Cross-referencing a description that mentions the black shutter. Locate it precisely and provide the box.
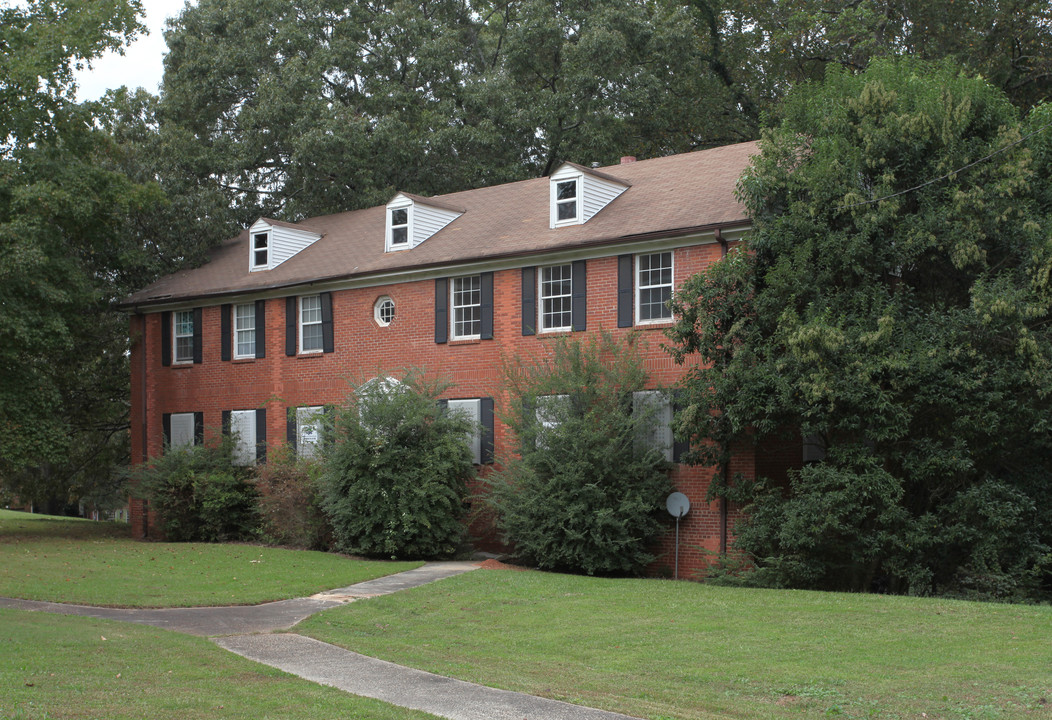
[617,254,633,328]
[256,408,267,463]
[221,410,231,437]
[320,292,334,353]
[571,260,586,331]
[672,390,689,463]
[480,397,495,464]
[255,299,266,358]
[192,308,203,364]
[162,413,171,451]
[480,272,494,340]
[161,311,171,366]
[221,304,232,361]
[285,297,297,356]
[435,278,448,344]
[521,266,536,336]
[194,412,204,446]
[437,398,449,412]
[287,408,297,453]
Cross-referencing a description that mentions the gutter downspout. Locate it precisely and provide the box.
[716,229,729,557]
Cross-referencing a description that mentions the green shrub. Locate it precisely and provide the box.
[317,371,475,559]
[130,438,259,543]
[254,446,332,551]
[488,332,673,576]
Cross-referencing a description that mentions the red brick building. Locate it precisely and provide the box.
[123,141,795,576]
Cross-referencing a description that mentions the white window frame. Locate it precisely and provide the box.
[447,398,482,464]
[632,390,674,462]
[636,251,674,324]
[234,303,256,359]
[230,409,257,466]
[173,310,194,364]
[374,296,395,327]
[451,275,482,340]
[169,412,196,451]
[296,406,324,460]
[386,201,413,251]
[299,295,323,353]
[550,176,581,227]
[251,231,269,270]
[539,264,573,333]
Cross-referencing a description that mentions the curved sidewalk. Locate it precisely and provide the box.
[0,562,475,636]
[2,561,643,720]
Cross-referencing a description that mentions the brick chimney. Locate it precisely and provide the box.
[620,156,637,164]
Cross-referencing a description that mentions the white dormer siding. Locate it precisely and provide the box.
[385,193,463,252]
[549,163,629,229]
[248,218,322,271]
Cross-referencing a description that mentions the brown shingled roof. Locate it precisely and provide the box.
[123,141,757,307]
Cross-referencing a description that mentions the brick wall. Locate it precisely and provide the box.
[129,240,792,575]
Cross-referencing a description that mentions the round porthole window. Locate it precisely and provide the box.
[374,296,395,326]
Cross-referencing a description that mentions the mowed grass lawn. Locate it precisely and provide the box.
[3,509,1050,720]
[298,569,1052,720]
[0,509,421,606]
[2,609,441,720]
[1,510,439,720]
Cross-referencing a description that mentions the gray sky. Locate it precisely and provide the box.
[73,0,194,101]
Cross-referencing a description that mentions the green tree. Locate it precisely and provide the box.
[317,372,475,559]
[0,3,233,511]
[722,0,1052,111]
[667,59,1052,600]
[156,0,759,222]
[0,0,143,149]
[488,332,673,576]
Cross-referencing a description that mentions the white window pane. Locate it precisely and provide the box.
[252,232,269,267]
[451,275,481,339]
[234,303,255,357]
[447,399,481,464]
[174,310,194,362]
[632,391,673,462]
[540,265,573,331]
[231,410,256,465]
[300,296,323,352]
[296,406,324,459]
[637,252,673,322]
[170,413,195,450]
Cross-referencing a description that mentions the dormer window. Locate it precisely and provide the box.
[551,177,582,227]
[549,162,630,229]
[247,218,321,271]
[555,179,579,222]
[385,193,463,252]
[251,232,269,269]
[390,208,410,246]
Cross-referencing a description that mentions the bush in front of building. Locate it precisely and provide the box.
[317,371,476,559]
[130,437,260,542]
[488,331,673,576]
[254,446,333,551]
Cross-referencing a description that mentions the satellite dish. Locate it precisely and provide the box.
[666,492,690,518]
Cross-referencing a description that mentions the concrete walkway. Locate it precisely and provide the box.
[0,561,474,636]
[2,561,643,720]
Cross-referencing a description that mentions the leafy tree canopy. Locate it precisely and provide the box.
[0,0,144,150]
[157,0,759,221]
[722,0,1052,111]
[0,2,233,510]
[667,59,1052,600]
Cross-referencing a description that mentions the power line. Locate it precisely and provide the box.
[837,118,1052,211]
